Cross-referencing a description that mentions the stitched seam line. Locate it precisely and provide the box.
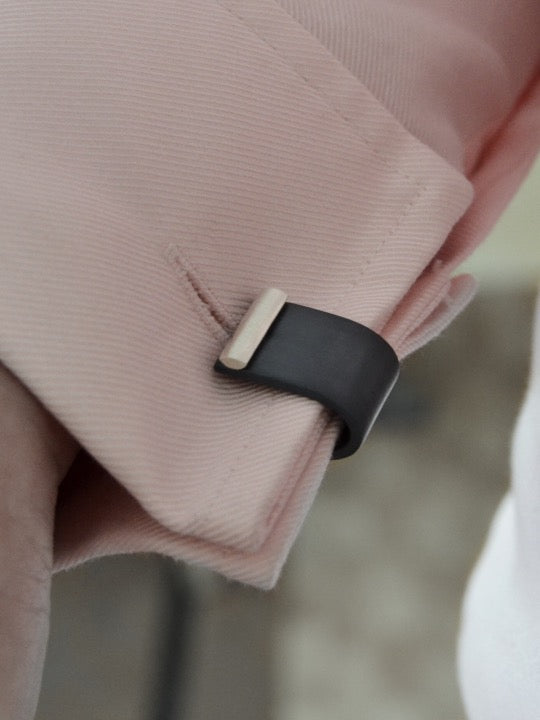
[264,409,334,534]
[185,389,278,532]
[214,0,431,191]
[321,181,430,322]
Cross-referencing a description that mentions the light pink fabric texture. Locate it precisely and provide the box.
[0,0,538,593]
[1,2,540,718]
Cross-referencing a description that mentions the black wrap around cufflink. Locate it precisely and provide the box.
[213,288,400,459]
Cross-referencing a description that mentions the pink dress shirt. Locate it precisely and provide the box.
[0,1,539,717]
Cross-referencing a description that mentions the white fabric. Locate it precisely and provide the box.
[459,295,540,719]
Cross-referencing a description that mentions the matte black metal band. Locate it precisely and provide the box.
[214,302,400,459]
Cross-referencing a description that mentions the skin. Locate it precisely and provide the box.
[0,360,80,720]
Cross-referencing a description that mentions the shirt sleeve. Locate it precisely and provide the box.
[0,0,538,589]
[458,297,540,719]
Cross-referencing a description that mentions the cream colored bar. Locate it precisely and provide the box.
[219,287,288,370]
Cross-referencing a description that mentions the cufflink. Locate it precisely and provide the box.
[214,288,399,459]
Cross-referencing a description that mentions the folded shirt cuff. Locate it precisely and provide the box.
[0,0,535,588]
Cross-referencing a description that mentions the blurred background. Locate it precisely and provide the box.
[36,157,539,720]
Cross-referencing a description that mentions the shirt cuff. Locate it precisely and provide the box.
[0,0,533,588]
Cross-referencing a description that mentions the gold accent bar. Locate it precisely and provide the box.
[218,287,287,370]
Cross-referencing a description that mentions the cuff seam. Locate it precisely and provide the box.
[214,0,455,193]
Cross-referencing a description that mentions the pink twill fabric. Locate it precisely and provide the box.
[1,2,540,717]
[0,0,538,595]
